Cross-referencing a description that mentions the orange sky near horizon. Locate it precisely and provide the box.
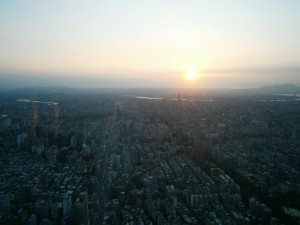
[0,1,300,88]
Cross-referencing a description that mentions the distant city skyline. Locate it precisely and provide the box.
[1,1,300,89]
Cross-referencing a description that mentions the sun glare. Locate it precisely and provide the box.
[186,70,198,80]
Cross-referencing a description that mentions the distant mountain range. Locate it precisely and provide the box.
[252,83,300,95]
[2,84,300,96]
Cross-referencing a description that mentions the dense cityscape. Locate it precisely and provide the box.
[0,88,299,225]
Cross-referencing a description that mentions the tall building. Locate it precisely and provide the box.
[63,194,72,217]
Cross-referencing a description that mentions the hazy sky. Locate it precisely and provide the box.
[0,0,300,88]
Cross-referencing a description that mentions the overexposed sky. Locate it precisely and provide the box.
[0,0,300,88]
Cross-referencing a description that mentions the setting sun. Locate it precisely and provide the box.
[186,70,199,80]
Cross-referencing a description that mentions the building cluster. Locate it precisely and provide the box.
[0,92,299,225]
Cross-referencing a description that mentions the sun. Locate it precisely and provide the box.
[186,70,198,80]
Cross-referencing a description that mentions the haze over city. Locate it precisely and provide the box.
[0,0,300,89]
[1,2,300,225]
